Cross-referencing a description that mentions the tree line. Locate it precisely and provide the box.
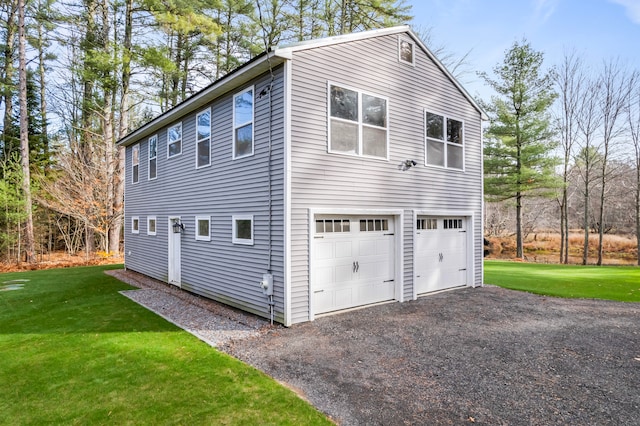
[0,0,411,263]
[482,41,639,265]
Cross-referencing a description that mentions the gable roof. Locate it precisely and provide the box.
[118,25,486,147]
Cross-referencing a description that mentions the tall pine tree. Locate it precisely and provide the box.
[480,40,560,259]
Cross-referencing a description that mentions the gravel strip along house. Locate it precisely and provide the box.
[117,25,487,326]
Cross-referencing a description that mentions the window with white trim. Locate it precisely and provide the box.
[328,83,388,159]
[232,215,253,245]
[196,109,211,168]
[233,87,253,159]
[360,219,389,232]
[425,112,464,169]
[417,218,438,230]
[148,135,157,179]
[167,122,182,158]
[195,216,211,241]
[132,144,139,183]
[131,216,139,234]
[444,219,463,229]
[398,37,415,66]
[315,219,350,233]
[147,216,157,236]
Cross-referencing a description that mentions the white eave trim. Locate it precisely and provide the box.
[117,52,286,147]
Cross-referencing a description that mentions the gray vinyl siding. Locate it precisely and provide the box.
[288,34,484,323]
[124,66,286,322]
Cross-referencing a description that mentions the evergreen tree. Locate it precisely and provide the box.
[480,40,560,258]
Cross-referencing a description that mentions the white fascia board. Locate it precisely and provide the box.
[273,25,411,57]
[118,53,285,147]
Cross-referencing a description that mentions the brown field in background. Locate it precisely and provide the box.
[0,252,124,273]
[486,232,638,265]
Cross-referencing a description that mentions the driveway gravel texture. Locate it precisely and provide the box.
[221,287,640,425]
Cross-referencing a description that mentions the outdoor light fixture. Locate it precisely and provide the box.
[399,159,418,171]
[172,219,185,234]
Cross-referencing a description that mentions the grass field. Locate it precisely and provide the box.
[484,260,640,302]
[0,265,331,425]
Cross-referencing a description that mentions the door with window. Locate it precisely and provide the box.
[312,216,396,315]
[415,216,467,294]
[168,216,181,287]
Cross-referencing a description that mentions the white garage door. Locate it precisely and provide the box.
[415,216,468,294]
[312,216,396,315]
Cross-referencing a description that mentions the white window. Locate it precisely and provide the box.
[417,218,438,230]
[167,122,182,158]
[147,216,156,236]
[328,83,388,160]
[148,135,157,180]
[196,109,211,168]
[131,216,139,234]
[232,215,253,245]
[195,216,211,241]
[360,219,389,232]
[444,219,463,229]
[132,144,139,184]
[315,219,351,234]
[398,37,415,66]
[425,112,464,170]
[233,87,253,159]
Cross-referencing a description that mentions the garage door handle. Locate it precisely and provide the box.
[439,253,443,262]
[355,261,360,272]
[353,261,357,273]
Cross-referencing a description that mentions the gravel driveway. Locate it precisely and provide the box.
[221,287,640,425]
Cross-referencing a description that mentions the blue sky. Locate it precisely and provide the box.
[406,0,640,100]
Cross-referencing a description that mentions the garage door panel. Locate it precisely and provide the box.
[415,216,468,295]
[313,216,396,315]
[335,240,353,258]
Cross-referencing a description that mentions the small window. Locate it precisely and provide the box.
[167,123,182,158]
[148,135,157,180]
[132,144,139,184]
[131,216,139,234]
[328,83,388,160]
[233,87,253,159]
[147,216,157,236]
[232,215,253,245]
[443,219,463,229]
[398,38,414,65]
[196,109,211,168]
[426,112,464,170]
[417,218,438,230]
[195,216,211,241]
[315,219,351,233]
[359,219,389,232]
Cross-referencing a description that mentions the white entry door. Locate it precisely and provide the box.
[168,216,181,287]
[415,217,467,294]
[312,216,396,315]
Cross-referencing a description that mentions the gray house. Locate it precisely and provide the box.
[118,26,486,326]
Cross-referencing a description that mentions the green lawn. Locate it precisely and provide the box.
[484,260,640,302]
[0,265,331,425]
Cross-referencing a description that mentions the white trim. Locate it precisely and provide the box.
[148,135,158,180]
[147,216,157,236]
[398,36,415,66]
[232,86,255,160]
[167,122,182,158]
[412,210,475,300]
[195,215,211,241]
[308,208,403,322]
[168,216,182,287]
[283,60,293,327]
[131,144,140,184]
[195,108,212,169]
[424,110,466,171]
[327,81,389,161]
[232,214,254,245]
[131,216,139,234]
